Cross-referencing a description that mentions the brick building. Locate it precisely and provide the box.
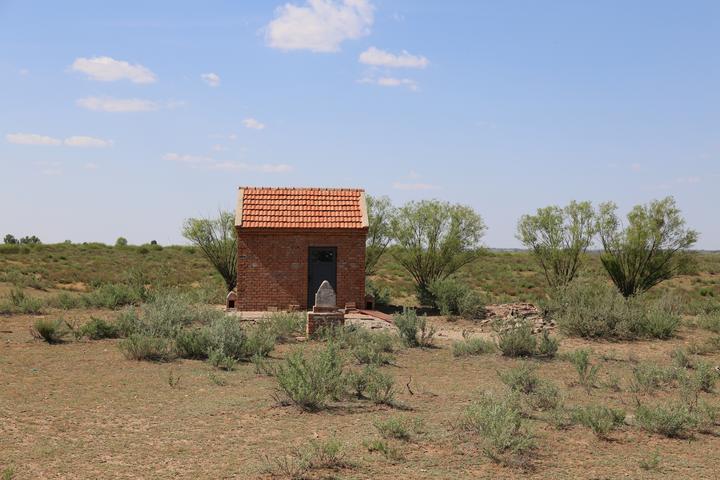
[234,187,368,311]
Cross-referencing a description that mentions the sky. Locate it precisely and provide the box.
[1,0,718,248]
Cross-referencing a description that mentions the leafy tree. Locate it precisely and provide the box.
[182,210,237,292]
[19,235,41,244]
[115,237,128,247]
[4,234,17,244]
[516,201,596,288]
[392,200,486,304]
[597,197,698,297]
[365,195,395,275]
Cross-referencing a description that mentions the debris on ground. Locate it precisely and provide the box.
[481,302,555,333]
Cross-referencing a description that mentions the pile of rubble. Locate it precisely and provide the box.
[480,302,555,333]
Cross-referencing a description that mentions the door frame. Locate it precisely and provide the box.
[307,246,338,308]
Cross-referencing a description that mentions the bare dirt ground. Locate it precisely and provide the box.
[2,307,720,479]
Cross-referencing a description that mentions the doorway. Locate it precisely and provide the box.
[308,246,337,308]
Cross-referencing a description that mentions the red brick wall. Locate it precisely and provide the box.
[235,229,366,311]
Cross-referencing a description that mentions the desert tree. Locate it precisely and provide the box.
[19,235,41,244]
[516,201,596,288]
[392,200,486,304]
[182,210,237,292]
[115,237,128,247]
[3,234,17,245]
[365,195,396,275]
[597,197,698,297]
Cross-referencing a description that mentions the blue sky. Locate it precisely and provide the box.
[1,1,718,248]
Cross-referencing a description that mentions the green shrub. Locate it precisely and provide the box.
[452,335,496,357]
[429,277,485,319]
[374,416,411,440]
[697,311,720,333]
[51,292,82,310]
[366,278,391,306]
[536,330,559,358]
[119,334,175,362]
[551,281,679,340]
[457,393,535,468]
[175,328,213,359]
[364,366,396,405]
[670,348,693,369]
[351,330,396,365]
[635,403,696,438]
[566,349,600,393]
[496,321,536,357]
[208,349,237,371]
[243,322,277,358]
[629,363,677,393]
[30,318,68,343]
[572,405,625,439]
[206,316,247,360]
[263,311,306,342]
[83,283,145,309]
[77,317,120,340]
[364,438,404,461]
[524,380,562,411]
[0,288,43,314]
[394,309,435,348]
[275,342,345,411]
[694,361,718,393]
[498,363,540,394]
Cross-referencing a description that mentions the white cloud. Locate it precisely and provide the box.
[212,144,228,152]
[266,0,374,52]
[71,56,157,83]
[211,161,293,173]
[84,162,99,170]
[163,152,213,164]
[6,133,62,146]
[201,72,221,87]
[392,182,439,191]
[359,47,429,68]
[76,97,160,112]
[360,76,419,91]
[630,163,642,172]
[164,153,291,173]
[7,132,113,148]
[18,68,29,76]
[64,136,113,148]
[676,176,701,184]
[243,118,266,130]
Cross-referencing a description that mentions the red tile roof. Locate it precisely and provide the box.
[236,187,368,229]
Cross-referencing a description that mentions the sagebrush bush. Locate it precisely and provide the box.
[635,403,696,438]
[30,318,68,343]
[175,328,212,359]
[351,330,396,365]
[50,292,82,310]
[697,311,720,333]
[572,405,625,439]
[1,288,43,314]
[536,330,559,358]
[275,342,345,411]
[83,283,146,309]
[630,363,677,393]
[77,317,120,340]
[429,277,485,319]
[364,366,396,405]
[374,416,411,440]
[566,349,600,393]
[496,321,536,357]
[206,316,248,360]
[394,309,435,348]
[452,335,496,357]
[119,334,175,362]
[551,281,680,340]
[263,311,306,342]
[498,363,540,394]
[457,393,535,468]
